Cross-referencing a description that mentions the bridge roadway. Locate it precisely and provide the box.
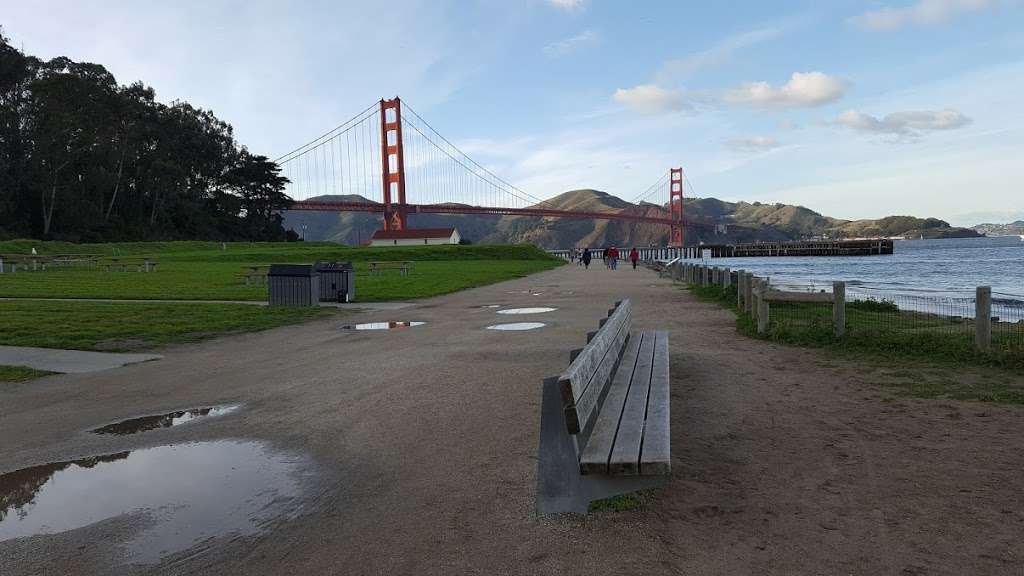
[289,199,713,228]
[2,265,1021,574]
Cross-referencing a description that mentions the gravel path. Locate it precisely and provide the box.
[2,263,1022,575]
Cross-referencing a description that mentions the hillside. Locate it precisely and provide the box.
[282,189,981,248]
[973,221,1024,236]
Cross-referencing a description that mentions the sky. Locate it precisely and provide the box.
[3,0,1023,225]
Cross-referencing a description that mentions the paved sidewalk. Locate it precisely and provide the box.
[0,345,162,374]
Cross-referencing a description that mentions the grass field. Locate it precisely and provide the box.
[0,365,55,383]
[0,241,563,301]
[0,241,561,354]
[0,300,337,351]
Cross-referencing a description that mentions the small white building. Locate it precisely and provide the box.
[369,227,461,246]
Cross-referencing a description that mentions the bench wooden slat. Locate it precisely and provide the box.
[558,300,629,405]
[608,331,656,475]
[559,302,631,434]
[639,331,671,475]
[566,313,629,435]
[578,333,642,475]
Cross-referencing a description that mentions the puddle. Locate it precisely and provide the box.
[0,441,304,563]
[341,321,425,330]
[486,322,547,331]
[477,304,502,309]
[496,307,557,315]
[91,405,239,436]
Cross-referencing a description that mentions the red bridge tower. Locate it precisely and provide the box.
[669,167,684,247]
[380,97,408,231]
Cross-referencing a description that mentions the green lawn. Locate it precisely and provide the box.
[0,241,563,301]
[0,300,337,351]
[0,241,563,353]
[0,365,55,383]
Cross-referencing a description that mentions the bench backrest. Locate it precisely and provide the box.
[557,299,631,435]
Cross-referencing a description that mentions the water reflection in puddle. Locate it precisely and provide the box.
[486,322,547,331]
[342,321,425,330]
[0,441,304,563]
[496,307,557,315]
[92,405,239,436]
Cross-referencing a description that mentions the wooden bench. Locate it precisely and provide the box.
[536,299,672,514]
[368,261,414,276]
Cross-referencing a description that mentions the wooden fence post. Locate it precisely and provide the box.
[743,273,753,313]
[736,269,744,308]
[723,267,731,288]
[833,281,846,338]
[976,286,991,352]
[756,280,769,334]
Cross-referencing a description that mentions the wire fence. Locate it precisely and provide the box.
[674,263,1024,366]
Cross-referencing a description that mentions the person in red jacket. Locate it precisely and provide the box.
[629,247,639,269]
[608,246,619,270]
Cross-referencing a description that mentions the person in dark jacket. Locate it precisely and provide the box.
[629,247,639,269]
[581,248,592,269]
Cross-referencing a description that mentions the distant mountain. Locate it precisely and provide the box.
[972,220,1024,236]
[282,190,981,248]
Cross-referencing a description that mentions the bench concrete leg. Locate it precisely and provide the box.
[536,377,668,514]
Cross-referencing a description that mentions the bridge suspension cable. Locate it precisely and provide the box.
[278,96,712,243]
[629,170,671,206]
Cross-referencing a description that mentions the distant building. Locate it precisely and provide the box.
[369,227,461,246]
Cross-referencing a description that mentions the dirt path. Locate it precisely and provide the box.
[2,263,1022,575]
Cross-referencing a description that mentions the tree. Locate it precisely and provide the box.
[0,30,295,241]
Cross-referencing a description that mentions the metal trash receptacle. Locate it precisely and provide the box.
[314,261,354,302]
[268,264,319,306]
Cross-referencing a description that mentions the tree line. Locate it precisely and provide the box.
[0,29,295,242]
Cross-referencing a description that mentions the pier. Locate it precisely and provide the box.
[701,239,893,258]
[548,239,894,261]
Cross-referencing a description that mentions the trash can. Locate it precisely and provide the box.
[267,264,319,306]
[314,261,355,302]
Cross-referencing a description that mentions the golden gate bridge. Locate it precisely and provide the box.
[276,97,706,246]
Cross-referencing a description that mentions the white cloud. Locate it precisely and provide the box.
[835,109,972,136]
[543,29,599,57]
[611,84,690,114]
[656,27,783,82]
[546,0,585,11]
[849,0,994,30]
[724,72,847,108]
[726,136,782,152]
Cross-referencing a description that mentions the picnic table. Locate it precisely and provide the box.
[101,257,158,272]
[367,261,414,277]
[0,253,155,273]
[238,265,270,285]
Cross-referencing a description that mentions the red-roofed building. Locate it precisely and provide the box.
[369,227,461,246]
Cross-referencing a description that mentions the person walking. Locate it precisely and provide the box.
[629,247,639,270]
[608,245,619,270]
[581,248,592,269]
